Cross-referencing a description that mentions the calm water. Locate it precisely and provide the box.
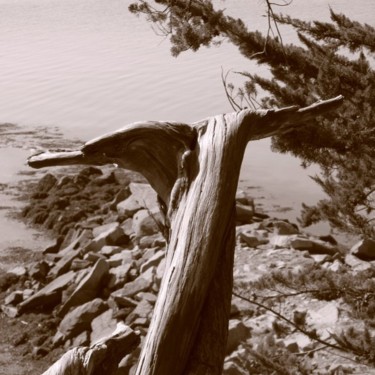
[0,0,374,247]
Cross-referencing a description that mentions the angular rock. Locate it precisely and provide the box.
[111,294,138,308]
[140,251,165,274]
[19,270,75,313]
[28,261,50,281]
[100,245,123,257]
[72,330,90,347]
[272,221,299,235]
[290,238,314,251]
[350,238,375,261]
[49,249,81,279]
[270,235,297,249]
[90,309,117,344]
[70,258,92,271]
[156,258,166,285]
[84,252,106,262]
[58,259,109,317]
[107,249,133,268]
[139,235,162,250]
[226,319,251,354]
[108,263,133,289]
[8,266,27,277]
[308,302,339,329]
[58,298,107,339]
[132,209,162,238]
[345,253,373,272]
[136,292,157,305]
[110,187,131,211]
[4,291,23,306]
[235,202,254,223]
[1,305,19,318]
[128,182,158,210]
[86,225,129,253]
[117,195,142,218]
[238,231,268,248]
[112,277,152,299]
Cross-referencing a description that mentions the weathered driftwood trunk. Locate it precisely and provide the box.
[41,323,140,375]
[29,96,343,375]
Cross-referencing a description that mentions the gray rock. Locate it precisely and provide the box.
[58,259,109,317]
[131,300,153,319]
[226,319,251,354]
[223,360,246,375]
[238,231,268,248]
[156,258,166,285]
[93,222,118,238]
[350,238,375,260]
[308,302,339,329]
[1,305,19,318]
[235,202,254,223]
[270,234,297,249]
[70,259,92,271]
[28,261,50,281]
[117,195,142,218]
[136,292,157,305]
[90,309,117,344]
[87,224,129,252]
[58,298,107,338]
[345,253,373,271]
[72,330,90,347]
[140,250,165,274]
[128,182,158,210]
[19,270,76,313]
[4,291,23,306]
[139,266,155,285]
[132,209,162,238]
[108,263,133,289]
[272,221,299,235]
[112,277,152,298]
[100,245,123,257]
[7,266,27,277]
[235,190,254,206]
[49,249,81,279]
[290,237,314,251]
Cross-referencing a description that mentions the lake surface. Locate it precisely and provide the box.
[0,0,374,250]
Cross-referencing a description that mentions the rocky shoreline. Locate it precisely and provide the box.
[1,165,375,374]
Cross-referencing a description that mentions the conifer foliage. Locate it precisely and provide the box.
[129,1,375,238]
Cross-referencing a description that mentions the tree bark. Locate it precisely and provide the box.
[28,95,343,375]
[41,323,140,375]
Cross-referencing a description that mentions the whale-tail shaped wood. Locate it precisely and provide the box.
[28,96,343,375]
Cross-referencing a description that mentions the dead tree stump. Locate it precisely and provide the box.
[29,96,343,375]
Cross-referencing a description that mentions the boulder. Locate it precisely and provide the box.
[117,195,142,218]
[226,319,251,354]
[345,253,373,272]
[111,277,152,299]
[272,221,299,235]
[100,245,123,257]
[350,238,375,260]
[127,300,153,325]
[28,261,50,281]
[72,331,90,347]
[58,298,107,339]
[4,291,23,306]
[7,266,27,277]
[90,309,117,344]
[58,259,109,317]
[19,270,76,313]
[132,209,162,238]
[87,224,129,252]
[235,202,254,223]
[140,251,165,274]
[128,182,158,210]
[108,263,133,289]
